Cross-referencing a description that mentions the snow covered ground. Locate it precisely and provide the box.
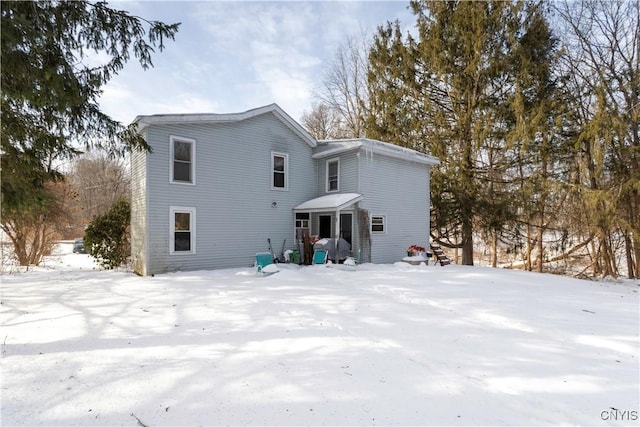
[1,243,638,426]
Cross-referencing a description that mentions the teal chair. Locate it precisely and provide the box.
[312,249,328,265]
[256,252,278,275]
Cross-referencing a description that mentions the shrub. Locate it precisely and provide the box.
[84,199,130,269]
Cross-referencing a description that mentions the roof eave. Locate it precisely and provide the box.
[312,144,362,159]
[132,104,317,147]
[314,138,440,165]
[293,193,363,212]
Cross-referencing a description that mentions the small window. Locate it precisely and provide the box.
[170,207,196,254]
[371,215,386,234]
[327,158,339,192]
[272,152,288,190]
[170,136,195,184]
[295,212,310,229]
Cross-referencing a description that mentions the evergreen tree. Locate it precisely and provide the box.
[367,1,534,265]
[84,199,130,269]
[367,1,554,265]
[1,1,179,265]
[506,3,568,271]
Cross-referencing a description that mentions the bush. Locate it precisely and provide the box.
[84,199,130,269]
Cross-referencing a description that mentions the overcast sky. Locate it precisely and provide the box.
[98,1,416,125]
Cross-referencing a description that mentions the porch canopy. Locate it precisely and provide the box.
[294,193,363,213]
[294,193,363,261]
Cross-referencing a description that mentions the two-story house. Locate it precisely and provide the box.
[130,103,439,276]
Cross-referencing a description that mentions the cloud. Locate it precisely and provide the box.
[100,79,221,124]
[97,1,416,123]
[152,93,222,116]
[192,2,327,118]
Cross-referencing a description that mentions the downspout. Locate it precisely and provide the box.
[335,208,341,262]
[357,151,361,262]
[426,164,431,255]
[354,201,360,262]
[357,151,361,192]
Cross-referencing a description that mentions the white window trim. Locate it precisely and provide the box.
[326,158,340,193]
[295,212,311,229]
[170,206,196,254]
[170,135,196,185]
[271,151,289,191]
[371,214,386,234]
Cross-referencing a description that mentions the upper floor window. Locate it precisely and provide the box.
[170,206,196,254]
[327,158,339,192]
[170,136,195,184]
[272,152,288,190]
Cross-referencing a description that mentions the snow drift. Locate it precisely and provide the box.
[1,244,638,426]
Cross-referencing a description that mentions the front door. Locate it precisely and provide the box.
[340,213,352,244]
[319,215,332,239]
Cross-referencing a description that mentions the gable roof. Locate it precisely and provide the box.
[313,138,440,166]
[133,103,317,148]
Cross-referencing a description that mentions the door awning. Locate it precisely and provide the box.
[294,193,363,212]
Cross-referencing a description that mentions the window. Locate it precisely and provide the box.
[371,215,386,234]
[326,158,339,192]
[170,207,196,254]
[272,152,288,190]
[295,212,310,229]
[170,136,195,184]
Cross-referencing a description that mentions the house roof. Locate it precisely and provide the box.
[294,193,363,212]
[313,138,440,166]
[133,103,317,148]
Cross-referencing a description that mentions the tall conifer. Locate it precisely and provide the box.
[367,1,543,265]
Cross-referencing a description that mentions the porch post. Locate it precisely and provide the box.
[335,208,341,261]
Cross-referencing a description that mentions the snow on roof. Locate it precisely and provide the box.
[133,103,317,147]
[313,138,440,166]
[294,193,363,212]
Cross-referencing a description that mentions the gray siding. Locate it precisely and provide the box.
[357,149,431,264]
[311,147,431,264]
[310,151,360,258]
[316,150,359,195]
[142,113,316,275]
[130,138,148,275]
[134,115,436,274]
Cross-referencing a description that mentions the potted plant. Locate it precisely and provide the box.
[406,244,426,257]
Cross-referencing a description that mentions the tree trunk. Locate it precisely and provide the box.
[624,232,635,279]
[461,217,474,265]
[537,151,548,273]
[14,237,30,266]
[634,234,640,280]
[524,224,533,271]
[460,115,475,266]
[537,223,544,273]
[491,232,498,267]
[597,222,616,277]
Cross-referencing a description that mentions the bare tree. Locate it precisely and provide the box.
[555,0,640,278]
[1,180,69,266]
[70,151,131,228]
[302,29,371,139]
[300,103,342,140]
